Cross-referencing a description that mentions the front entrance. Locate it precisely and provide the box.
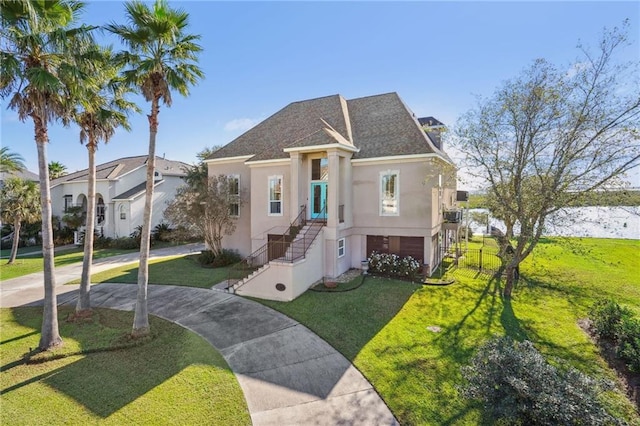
[310,182,327,219]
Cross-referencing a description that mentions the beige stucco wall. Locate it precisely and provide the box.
[247,161,291,252]
[209,152,455,281]
[206,160,252,257]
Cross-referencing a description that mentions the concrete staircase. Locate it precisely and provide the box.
[279,222,324,262]
[229,222,324,294]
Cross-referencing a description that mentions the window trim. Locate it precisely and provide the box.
[268,175,283,216]
[379,170,400,216]
[119,204,126,220]
[228,174,240,217]
[63,195,73,212]
[337,238,346,258]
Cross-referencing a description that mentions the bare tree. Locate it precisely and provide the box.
[164,174,241,256]
[454,22,640,297]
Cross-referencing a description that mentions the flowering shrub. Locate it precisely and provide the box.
[368,251,422,280]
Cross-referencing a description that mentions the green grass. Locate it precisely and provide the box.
[257,237,640,425]
[0,306,250,425]
[30,237,637,424]
[68,254,231,288]
[0,247,136,280]
[0,245,44,258]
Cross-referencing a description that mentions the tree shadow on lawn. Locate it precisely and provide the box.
[419,270,598,423]
[4,307,228,418]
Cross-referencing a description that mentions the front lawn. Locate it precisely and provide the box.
[0,247,136,280]
[0,307,250,425]
[69,254,230,289]
[50,236,639,424]
[258,237,640,424]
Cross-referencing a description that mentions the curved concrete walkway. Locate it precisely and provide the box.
[0,245,397,425]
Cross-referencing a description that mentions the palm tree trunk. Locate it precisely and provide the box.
[77,143,96,312]
[7,219,21,264]
[34,122,63,350]
[132,99,160,336]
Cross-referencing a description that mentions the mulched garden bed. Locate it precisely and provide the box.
[578,318,640,410]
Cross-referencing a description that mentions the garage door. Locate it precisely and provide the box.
[366,235,424,263]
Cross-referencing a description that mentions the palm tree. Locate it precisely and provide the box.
[107,0,203,336]
[72,45,137,312]
[0,178,41,264]
[0,147,25,173]
[0,0,95,349]
[48,161,68,180]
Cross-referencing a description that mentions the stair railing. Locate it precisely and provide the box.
[227,205,309,289]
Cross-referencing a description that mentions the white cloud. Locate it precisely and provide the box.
[565,61,589,79]
[224,118,259,132]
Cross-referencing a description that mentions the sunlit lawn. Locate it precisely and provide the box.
[68,254,230,289]
[0,307,250,425]
[27,236,639,424]
[0,247,136,280]
[258,237,640,425]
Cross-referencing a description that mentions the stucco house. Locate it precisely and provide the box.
[206,92,458,301]
[50,155,188,239]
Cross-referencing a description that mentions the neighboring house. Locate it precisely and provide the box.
[206,92,459,301]
[51,156,188,239]
[0,169,39,189]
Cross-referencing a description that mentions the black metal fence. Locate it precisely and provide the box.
[455,247,502,274]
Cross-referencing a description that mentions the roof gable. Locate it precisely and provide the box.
[51,155,188,186]
[207,92,450,163]
[208,95,352,162]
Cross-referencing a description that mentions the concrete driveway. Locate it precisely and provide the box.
[0,244,397,425]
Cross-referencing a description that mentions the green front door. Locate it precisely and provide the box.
[310,182,327,219]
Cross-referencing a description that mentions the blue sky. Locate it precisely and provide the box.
[2,1,639,187]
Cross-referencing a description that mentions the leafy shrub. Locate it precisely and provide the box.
[368,251,421,280]
[589,299,640,373]
[212,249,241,267]
[152,222,173,242]
[93,236,113,249]
[130,225,143,248]
[197,250,216,266]
[617,317,640,372]
[461,336,617,425]
[53,226,74,245]
[110,237,138,250]
[589,298,633,340]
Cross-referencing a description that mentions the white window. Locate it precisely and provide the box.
[337,238,346,258]
[228,175,240,217]
[380,170,399,216]
[268,175,283,216]
[119,205,126,220]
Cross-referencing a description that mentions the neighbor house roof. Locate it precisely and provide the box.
[207,92,450,163]
[0,169,39,182]
[51,155,188,187]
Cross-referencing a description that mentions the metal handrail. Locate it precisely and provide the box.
[227,205,325,289]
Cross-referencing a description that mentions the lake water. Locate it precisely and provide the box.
[467,206,640,240]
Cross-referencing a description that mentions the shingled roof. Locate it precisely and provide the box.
[207,92,450,163]
[51,155,189,186]
[0,169,39,182]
